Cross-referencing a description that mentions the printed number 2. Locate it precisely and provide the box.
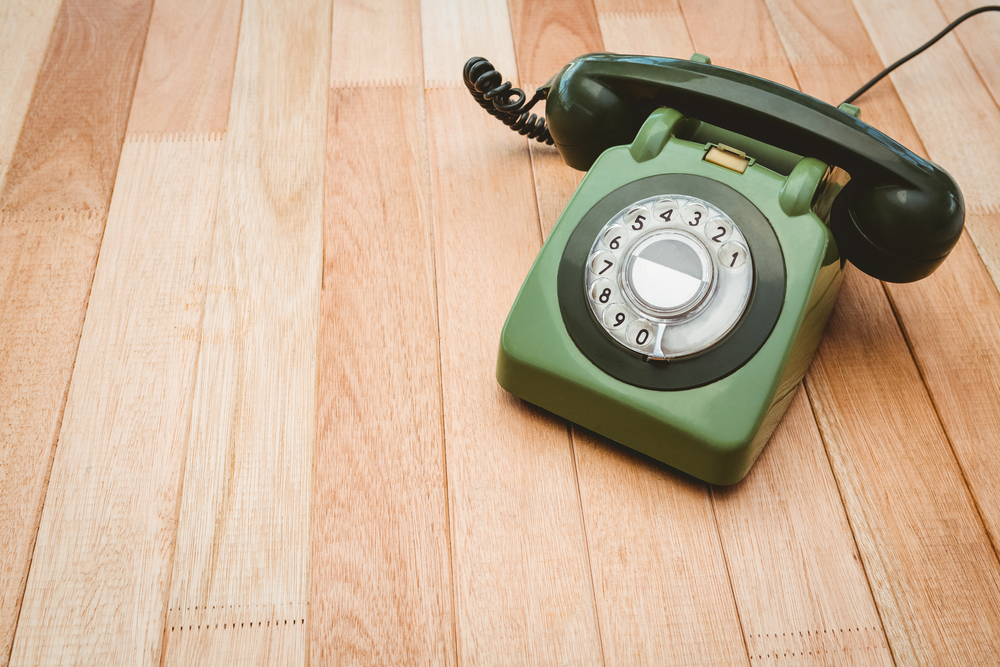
[712,226,726,242]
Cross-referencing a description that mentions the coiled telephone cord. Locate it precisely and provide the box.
[462,57,553,145]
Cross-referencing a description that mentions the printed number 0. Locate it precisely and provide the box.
[636,328,649,345]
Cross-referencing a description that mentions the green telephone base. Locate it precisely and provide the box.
[497,108,843,485]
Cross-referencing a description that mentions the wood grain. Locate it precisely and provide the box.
[0,0,151,217]
[0,0,62,194]
[0,1,153,664]
[593,0,693,69]
[6,0,244,661]
[712,393,892,667]
[161,0,330,664]
[421,0,518,87]
[508,0,601,89]
[330,0,423,86]
[808,267,1000,665]
[310,85,455,666]
[574,433,749,666]
[425,79,603,663]
[680,0,798,87]
[935,0,1000,104]
[8,134,223,667]
[127,0,242,134]
[506,0,602,240]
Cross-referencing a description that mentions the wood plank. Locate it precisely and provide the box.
[806,267,1000,665]
[508,0,602,89]
[0,0,151,217]
[764,0,1000,662]
[127,0,242,134]
[0,1,153,664]
[423,2,603,655]
[330,0,423,86]
[426,81,603,666]
[712,393,892,667]
[574,433,749,666]
[310,85,455,666]
[9,134,223,667]
[420,0,517,88]
[0,0,63,194]
[7,0,243,661]
[679,0,798,87]
[594,3,693,60]
[935,0,1000,104]
[161,0,330,664]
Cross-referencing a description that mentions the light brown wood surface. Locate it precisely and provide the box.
[2,1,1000,665]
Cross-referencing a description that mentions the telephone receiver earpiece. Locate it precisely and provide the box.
[540,53,964,283]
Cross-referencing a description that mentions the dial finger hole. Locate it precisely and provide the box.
[602,225,628,253]
[652,198,680,227]
[625,206,650,232]
[705,218,732,243]
[626,319,656,353]
[682,203,708,228]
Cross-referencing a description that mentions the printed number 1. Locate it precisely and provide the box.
[730,252,738,267]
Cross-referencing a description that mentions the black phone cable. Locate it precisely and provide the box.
[462,57,553,145]
[843,5,1000,104]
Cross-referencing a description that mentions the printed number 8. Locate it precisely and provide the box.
[599,288,611,304]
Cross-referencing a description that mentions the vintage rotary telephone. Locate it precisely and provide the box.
[463,52,965,484]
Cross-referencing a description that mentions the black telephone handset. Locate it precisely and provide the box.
[469,53,966,484]
[540,53,963,282]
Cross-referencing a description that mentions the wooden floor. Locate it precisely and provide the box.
[2,0,1000,664]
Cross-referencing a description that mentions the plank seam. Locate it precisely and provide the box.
[330,78,422,88]
[880,278,1000,574]
[567,427,608,667]
[933,0,1000,124]
[708,485,754,667]
[421,81,462,667]
[0,208,105,219]
[125,131,227,143]
[800,378,901,667]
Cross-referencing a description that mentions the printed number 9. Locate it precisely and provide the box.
[613,312,625,327]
